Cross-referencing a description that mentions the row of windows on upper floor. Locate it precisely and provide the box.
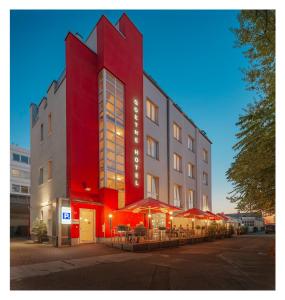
[11,168,30,179]
[12,153,30,165]
[146,99,209,161]
[11,184,30,194]
[147,136,209,185]
[146,173,209,210]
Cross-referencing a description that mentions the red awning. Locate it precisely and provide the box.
[204,211,224,221]
[117,198,181,214]
[175,208,209,219]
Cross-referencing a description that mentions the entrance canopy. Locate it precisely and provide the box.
[175,208,209,219]
[117,198,181,214]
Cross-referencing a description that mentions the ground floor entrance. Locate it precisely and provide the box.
[79,208,96,243]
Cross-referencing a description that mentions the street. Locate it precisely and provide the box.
[10,233,275,290]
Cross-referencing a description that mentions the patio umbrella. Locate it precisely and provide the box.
[216,213,230,221]
[117,198,181,214]
[204,211,224,221]
[174,208,209,219]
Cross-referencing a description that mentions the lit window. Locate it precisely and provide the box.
[203,172,208,185]
[187,163,194,178]
[11,169,21,177]
[40,124,44,141]
[173,123,182,142]
[146,98,158,124]
[48,113,52,135]
[173,184,182,207]
[146,174,159,199]
[173,153,182,172]
[21,186,29,194]
[188,189,194,209]
[147,136,159,160]
[187,135,194,151]
[203,149,208,163]
[202,195,208,211]
[48,160,52,180]
[39,167,44,185]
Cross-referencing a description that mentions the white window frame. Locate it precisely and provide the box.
[146,136,159,160]
[146,174,159,199]
[173,122,182,142]
[173,153,182,172]
[173,184,182,207]
[202,194,208,211]
[188,189,194,209]
[203,171,208,185]
[187,162,194,178]
[146,98,158,124]
[187,135,194,151]
[203,149,208,163]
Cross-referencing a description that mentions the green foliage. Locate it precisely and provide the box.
[227,10,275,214]
[31,218,48,243]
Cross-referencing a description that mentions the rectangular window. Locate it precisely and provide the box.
[21,186,29,194]
[173,153,182,172]
[188,189,194,209]
[203,171,208,185]
[146,174,159,199]
[187,162,194,178]
[146,98,158,124]
[12,184,20,193]
[203,149,208,163]
[39,167,44,185]
[40,123,44,141]
[48,113,52,135]
[48,160,52,180]
[99,69,125,201]
[173,123,182,142]
[11,168,21,177]
[187,135,194,151]
[20,155,29,164]
[173,184,182,207]
[202,194,208,211]
[146,136,159,160]
[12,153,20,162]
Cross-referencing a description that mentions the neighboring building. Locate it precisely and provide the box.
[30,13,212,246]
[226,213,264,233]
[10,144,31,237]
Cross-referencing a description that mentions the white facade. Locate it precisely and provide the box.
[143,73,212,211]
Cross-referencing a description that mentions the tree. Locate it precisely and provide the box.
[31,218,48,243]
[226,10,275,214]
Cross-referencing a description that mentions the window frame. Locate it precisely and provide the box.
[173,184,182,208]
[146,136,159,160]
[173,153,182,173]
[187,162,195,178]
[146,98,159,125]
[146,173,159,199]
[187,135,194,152]
[173,122,182,143]
[203,149,208,163]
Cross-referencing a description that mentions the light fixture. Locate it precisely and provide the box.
[108,213,113,219]
[170,216,173,220]
[85,187,91,192]
[169,211,173,215]
[192,218,194,222]
[148,214,152,218]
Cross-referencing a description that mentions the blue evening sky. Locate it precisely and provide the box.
[11,10,255,213]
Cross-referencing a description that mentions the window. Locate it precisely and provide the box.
[188,189,194,209]
[21,186,29,194]
[146,174,159,199]
[187,135,194,151]
[146,136,159,160]
[39,167,44,185]
[146,98,158,124]
[203,172,208,185]
[187,162,194,178]
[173,153,182,172]
[12,153,20,162]
[11,169,21,177]
[48,160,52,180]
[202,194,208,211]
[20,155,29,164]
[40,123,44,141]
[99,69,125,198]
[203,149,208,163]
[48,113,52,135]
[173,184,182,207]
[12,184,20,193]
[173,122,182,142]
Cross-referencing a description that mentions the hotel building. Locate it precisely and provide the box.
[30,13,212,246]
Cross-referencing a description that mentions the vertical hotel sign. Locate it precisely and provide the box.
[133,99,140,186]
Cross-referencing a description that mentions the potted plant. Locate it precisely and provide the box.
[31,218,48,243]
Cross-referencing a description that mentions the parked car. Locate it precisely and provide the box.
[265,224,275,234]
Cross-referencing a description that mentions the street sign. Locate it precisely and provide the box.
[61,207,71,224]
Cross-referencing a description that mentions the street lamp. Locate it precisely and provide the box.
[148,213,152,229]
[191,218,195,230]
[108,213,113,238]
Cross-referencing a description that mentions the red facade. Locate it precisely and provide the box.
[65,14,145,239]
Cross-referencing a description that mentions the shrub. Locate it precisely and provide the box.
[31,218,48,243]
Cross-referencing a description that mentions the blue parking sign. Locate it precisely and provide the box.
[61,207,71,224]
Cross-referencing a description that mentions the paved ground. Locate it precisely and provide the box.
[10,233,275,290]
